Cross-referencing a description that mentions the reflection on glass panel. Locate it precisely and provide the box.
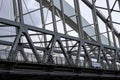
[95,0,108,19]
[53,0,61,10]
[109,32,114,47]
[45,23,54,31]
[80,1,94,25]
[97,8,109,19]
[0,0,14,21]
[22,0,42,28]
[112,12,120,25]
[23,10,42,28]
[22,0,40,12]
[115,35,120,47]
[83,26,96,37]
[56,21,64,34]
[113,23,120,33]
[43,8,53,24]
[100,33,109,45]
[63,0,75,17]
[95,0,107,8]
[108,0,117,9]
[97,17,107,33]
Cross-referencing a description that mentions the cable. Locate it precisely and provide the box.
[23,0,35,26]
[23,0,44,48]
[0,0,14,51]
[9,0,13,42]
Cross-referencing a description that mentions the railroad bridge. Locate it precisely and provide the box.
[0,0,120,80]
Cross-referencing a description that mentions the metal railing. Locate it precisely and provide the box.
[0,50,120,70]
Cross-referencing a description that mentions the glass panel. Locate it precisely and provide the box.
[0,0,14,21]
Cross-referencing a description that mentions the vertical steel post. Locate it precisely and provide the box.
[39,0,47,47]
[106,0,117,47]
[117,0,120,47]
[18,0,24,23]
[106,0,117,70]
[50,0,57,32]
[118,0,120,10]
[106,23,111,46]
[39,0,47,61]
[74,0,84,66]
[74,0,84,38]
[59,0,69,52]
[91,0,101,43]
[13,0,18,22]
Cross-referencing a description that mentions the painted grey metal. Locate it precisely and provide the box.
[0,0,120,72]
[37,0,115,46]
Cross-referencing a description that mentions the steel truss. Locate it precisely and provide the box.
[0,0,120,73]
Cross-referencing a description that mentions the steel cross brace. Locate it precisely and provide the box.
[0,18,120,69]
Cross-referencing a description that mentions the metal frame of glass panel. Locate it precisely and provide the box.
[0,0,120,72]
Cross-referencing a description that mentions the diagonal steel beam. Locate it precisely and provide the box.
[36,0,96,41]
[18,44,29,62]
[57,39,73,65]
[42,36,56,63]
[0,18,119,49]
[82,0,119,37]
[8,30,22,61]
[82,45,92,67]
[76,41,82,66]
[23,29,42,63]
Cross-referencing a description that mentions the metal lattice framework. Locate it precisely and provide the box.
[0,0,120,72]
